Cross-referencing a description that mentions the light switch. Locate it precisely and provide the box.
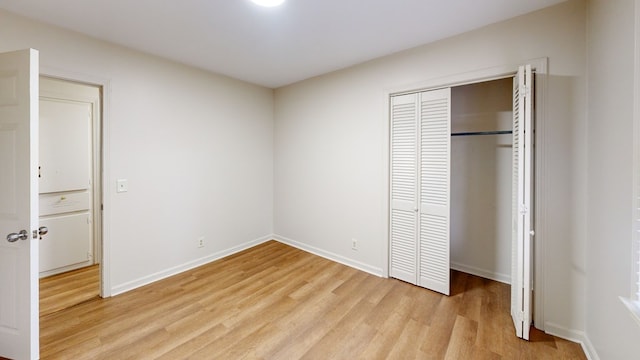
[116,179,128,193]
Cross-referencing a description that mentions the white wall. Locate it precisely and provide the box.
[274,0,587,339]
[450,79,513,283]
[585,0,640,358]
[0,9,275,294]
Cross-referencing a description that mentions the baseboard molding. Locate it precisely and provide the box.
[110,234,272,296]
[39,259,95,278]
[450,262,510,284]
[272,234,384,277]
[544,322,599,360]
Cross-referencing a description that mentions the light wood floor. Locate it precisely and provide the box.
[40,241,586,359]
[40,264,100,317]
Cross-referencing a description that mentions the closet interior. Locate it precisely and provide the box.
[450,78,514,284]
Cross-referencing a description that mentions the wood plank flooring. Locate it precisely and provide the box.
[40,264,100,317]
[40,241,586,359]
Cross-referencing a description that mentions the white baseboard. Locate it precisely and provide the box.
[39,259,95,278]
[450,262,510,284]
[110,234,272,296]
[272,234,384,277]
[544,322,600,360]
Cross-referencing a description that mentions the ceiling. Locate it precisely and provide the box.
[0,0,566,88]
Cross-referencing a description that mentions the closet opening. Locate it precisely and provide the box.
[38,76,103,317]
[450,78,514,285]
[388,65,536,340]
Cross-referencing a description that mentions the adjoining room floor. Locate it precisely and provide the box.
[40,241,586,359]
[40,264,100,317]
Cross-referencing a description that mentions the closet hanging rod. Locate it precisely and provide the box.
[451,130,513,137]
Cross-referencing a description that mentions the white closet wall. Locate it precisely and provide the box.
[450,78,513,283]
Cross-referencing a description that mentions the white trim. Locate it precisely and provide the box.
[544,322,599,360]
[450,262,510,285]
[382,57,548,329]
[38,261,93,278]
[386,63,527,97]
[532,58,549,330]
[272,234,384,277]
[632,0,640,304]
[111,235,273,296]
[622,0,640,331]
[381,90,390,278]
[39,66,113,298]
[620,296,640,327]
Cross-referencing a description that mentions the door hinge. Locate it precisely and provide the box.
[520,84,532,98]
[519,204,528,215]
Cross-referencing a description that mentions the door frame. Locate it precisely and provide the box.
[41,66,112,297]
[381,57,548,330]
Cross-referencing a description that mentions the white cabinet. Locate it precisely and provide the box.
[39,212,92,273]
[39,79,96,276]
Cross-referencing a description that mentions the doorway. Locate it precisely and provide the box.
[38,76,102,316]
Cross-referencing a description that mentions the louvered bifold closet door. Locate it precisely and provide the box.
[511,64,533,340]
[418,88,451,295]
[390,93,419,284]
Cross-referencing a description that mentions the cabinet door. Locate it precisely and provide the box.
[418,88,451,295]
[39,99,91,194]
[389,93,419,284]
[39,213,92,273]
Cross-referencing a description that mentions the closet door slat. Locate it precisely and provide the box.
[418,88,451,295]
[390,93,418,284]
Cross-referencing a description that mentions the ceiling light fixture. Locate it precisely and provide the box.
[251,0,285,7]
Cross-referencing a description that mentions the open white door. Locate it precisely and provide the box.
[511,64,533,340]
[0,49,40,359]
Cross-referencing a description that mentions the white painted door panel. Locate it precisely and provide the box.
[390,89,451,296]
[40,191,91,217]
[39,98,91,193]
[390,93,419,284]
[39,213,92,273]
[0,49,39,360]
[511,64,533,340]
[418,88,451,295]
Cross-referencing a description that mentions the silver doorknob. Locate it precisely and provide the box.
[39,226,48,236]
[7,230,29,243]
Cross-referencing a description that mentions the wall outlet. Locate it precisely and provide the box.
[198,236,205,248]
[351,238,358,250]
